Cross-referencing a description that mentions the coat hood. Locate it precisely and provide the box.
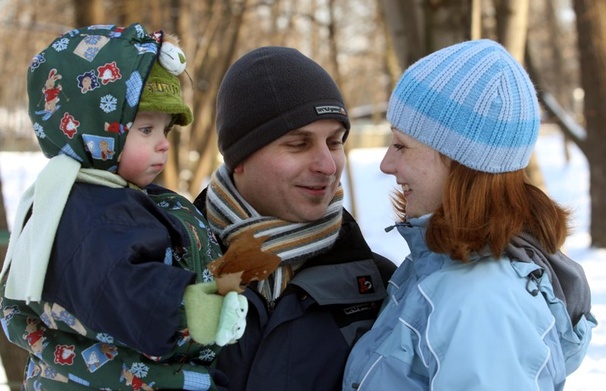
[27,23,159,171]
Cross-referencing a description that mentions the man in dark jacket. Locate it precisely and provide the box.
[194,46,396,391]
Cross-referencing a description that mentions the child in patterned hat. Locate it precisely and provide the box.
[0,23,249,390]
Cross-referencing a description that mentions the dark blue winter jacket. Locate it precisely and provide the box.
[42,183,196,355]
[195,189,396,391]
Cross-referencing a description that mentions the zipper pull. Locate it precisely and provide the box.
[267,299,276,313]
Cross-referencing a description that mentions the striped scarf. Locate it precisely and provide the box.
[206,164,343,302]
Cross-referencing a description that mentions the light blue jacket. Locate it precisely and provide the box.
[343,215,596,391]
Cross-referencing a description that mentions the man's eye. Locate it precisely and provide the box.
[328,139,344,149]
[287,142,307,148]
[393,143,405,151]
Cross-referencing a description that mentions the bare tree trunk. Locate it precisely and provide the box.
[117,0,145,26]
[496,0,529,62]
[495,0,546,190]
[162,0,192,192]
[573,0,606,247]
[0,173,29,390]
[470,0,483,39]
[379,0,424,68]
[380,0,470,70]
[543,0,572,162]
[326,0,357,218]
[73,0,105,26]
[426,0,470,50]
[189,0,249,195]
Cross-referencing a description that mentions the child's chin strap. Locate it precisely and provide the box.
[1,154,131,303]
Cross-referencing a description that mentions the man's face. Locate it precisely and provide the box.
[233,119,347,222]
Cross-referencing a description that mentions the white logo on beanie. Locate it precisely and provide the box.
[315,105,346,115]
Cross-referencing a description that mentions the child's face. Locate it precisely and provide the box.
[117,111,172,187]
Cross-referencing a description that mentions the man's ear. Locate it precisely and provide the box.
[233,163,244,174]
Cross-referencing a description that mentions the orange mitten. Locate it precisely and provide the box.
[209,230,281,294]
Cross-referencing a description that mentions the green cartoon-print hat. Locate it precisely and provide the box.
[27,23,192,172]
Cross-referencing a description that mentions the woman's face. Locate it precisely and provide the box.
[380,128,450,218]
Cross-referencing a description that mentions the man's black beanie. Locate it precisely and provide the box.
[216,46,351,171]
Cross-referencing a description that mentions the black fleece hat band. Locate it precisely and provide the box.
[216,46,350,170]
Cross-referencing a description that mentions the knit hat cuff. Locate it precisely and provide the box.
[222,99,349,170]
[138,95,193,126]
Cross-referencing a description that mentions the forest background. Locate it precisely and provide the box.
[0,0,604,389]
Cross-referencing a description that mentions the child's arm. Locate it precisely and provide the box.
[44,198,196,356]
[183,230,280,347]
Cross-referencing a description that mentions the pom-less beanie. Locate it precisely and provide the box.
[387,39,540,173]
[216,46,350,171]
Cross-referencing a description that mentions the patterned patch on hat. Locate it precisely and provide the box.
[100,94,118,113]
[315,105,347,116]
[30,53,46,71]
[126,72,143,107]
[87,24,115,30]
[97,61,122,85]
[33,123,45,139]
[104,122,128,135]
[82,134,115,161]
[76,70,100,93]
[134,42,158,55]
[52,37,70,52]
[60,112,80,139]
[59,145,82,162]
[73,35,110,62]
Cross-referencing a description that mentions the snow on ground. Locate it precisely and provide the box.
[0,126,604,389]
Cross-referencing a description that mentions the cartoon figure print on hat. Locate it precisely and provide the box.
[27,24,191,173]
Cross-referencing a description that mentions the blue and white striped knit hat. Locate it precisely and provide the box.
[387,39,540,173]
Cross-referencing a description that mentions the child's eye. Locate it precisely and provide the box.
[139,126,152,135]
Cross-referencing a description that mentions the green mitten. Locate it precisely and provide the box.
[183,281,223,345]
[215,292,248,346]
